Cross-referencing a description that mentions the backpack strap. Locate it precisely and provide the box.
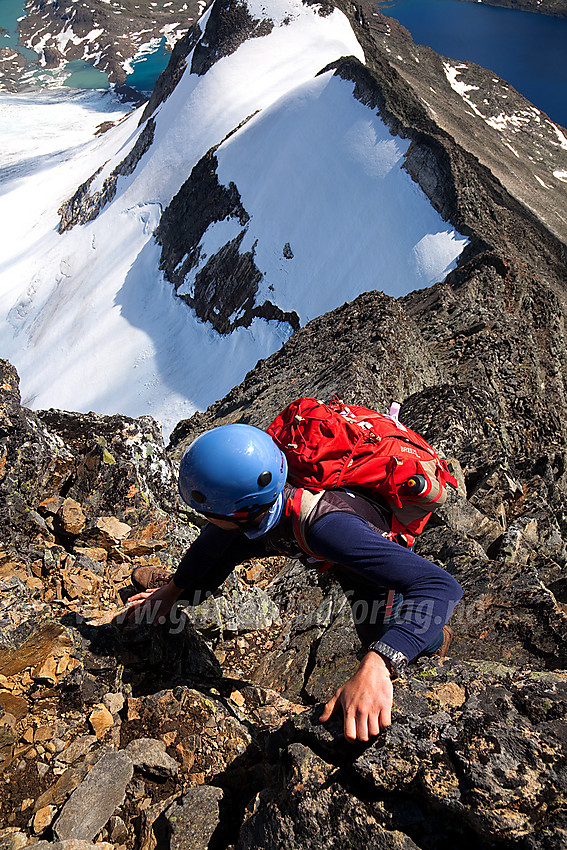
[287,487,331,567]
[288,489,399,613]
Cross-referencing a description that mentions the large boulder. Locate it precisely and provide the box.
[238,661,567,849]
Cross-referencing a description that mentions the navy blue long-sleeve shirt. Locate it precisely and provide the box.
[304,511,462,660]
[173,485,462,662]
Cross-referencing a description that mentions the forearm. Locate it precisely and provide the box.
[172,523,269,605]
[305,511,463,660]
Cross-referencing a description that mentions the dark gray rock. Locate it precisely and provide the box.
[248,563,336,699]
[184,575,280,635]
[155,149,299,335]
[58,736,98,766]
[165,785,226,849]
[58,119,156,233]
[140,26,201,123]
[0,359,75,560]
[53,751,133,842]
[237,742,422,849]
[414,525,489,567]
[0,47,27,92]
[190,0,274,77]
[467,461,523,515]
[302,610,361,704]
[37,407,178,525]
[436,497,503,549]
[125,737,178,779]
[73,555,104,576]
[243,663,567,849]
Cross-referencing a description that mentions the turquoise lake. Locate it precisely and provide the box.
[0,0,170,92]
[0,0,38,60]
[380,0,567,128]
[61,39,171,92]
[126,39,171,93]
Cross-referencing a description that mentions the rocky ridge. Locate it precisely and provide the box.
[2,346,567,848]
[148,0,567,335]
[2,1,567,848]
[354,3,567,245]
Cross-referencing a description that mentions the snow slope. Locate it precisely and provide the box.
[195,70,466,325]
[0,0,467,438]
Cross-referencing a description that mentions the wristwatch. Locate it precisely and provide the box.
[368,641,408,679]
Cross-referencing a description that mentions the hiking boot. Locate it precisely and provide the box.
[131,565,174,592]
[435,625,453,659]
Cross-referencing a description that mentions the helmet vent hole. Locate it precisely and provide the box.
[191,490,207,504]
[257,471,272,488]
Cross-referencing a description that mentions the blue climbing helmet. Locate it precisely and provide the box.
[178,424,288,518]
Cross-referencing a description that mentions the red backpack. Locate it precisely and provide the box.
[267,396,457,552]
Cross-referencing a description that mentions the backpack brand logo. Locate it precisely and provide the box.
[400,446,420,457]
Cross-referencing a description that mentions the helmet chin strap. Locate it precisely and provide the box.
[242,491,285,539]
[200,502,275,526]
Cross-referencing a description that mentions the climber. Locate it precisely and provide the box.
[127,423,462,742]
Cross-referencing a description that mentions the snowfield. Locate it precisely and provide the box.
[213,70,467,325]
[0,0,468,439]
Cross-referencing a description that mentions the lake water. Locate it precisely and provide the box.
[62,39,171,93]
[63,61,110,90]
[380,0,567,128]
[0,0,170,93]
[126,38,172,94]
[2,0,566,123]
[0,0,38,60]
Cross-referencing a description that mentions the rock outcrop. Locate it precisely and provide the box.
[155,149,301,334]
[58,119,156,233]
[351,2,567,246]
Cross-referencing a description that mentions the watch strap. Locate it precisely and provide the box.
[368,641,408,679]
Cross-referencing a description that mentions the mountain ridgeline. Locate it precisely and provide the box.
[462,0,567,16]
[1,0,567,848]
